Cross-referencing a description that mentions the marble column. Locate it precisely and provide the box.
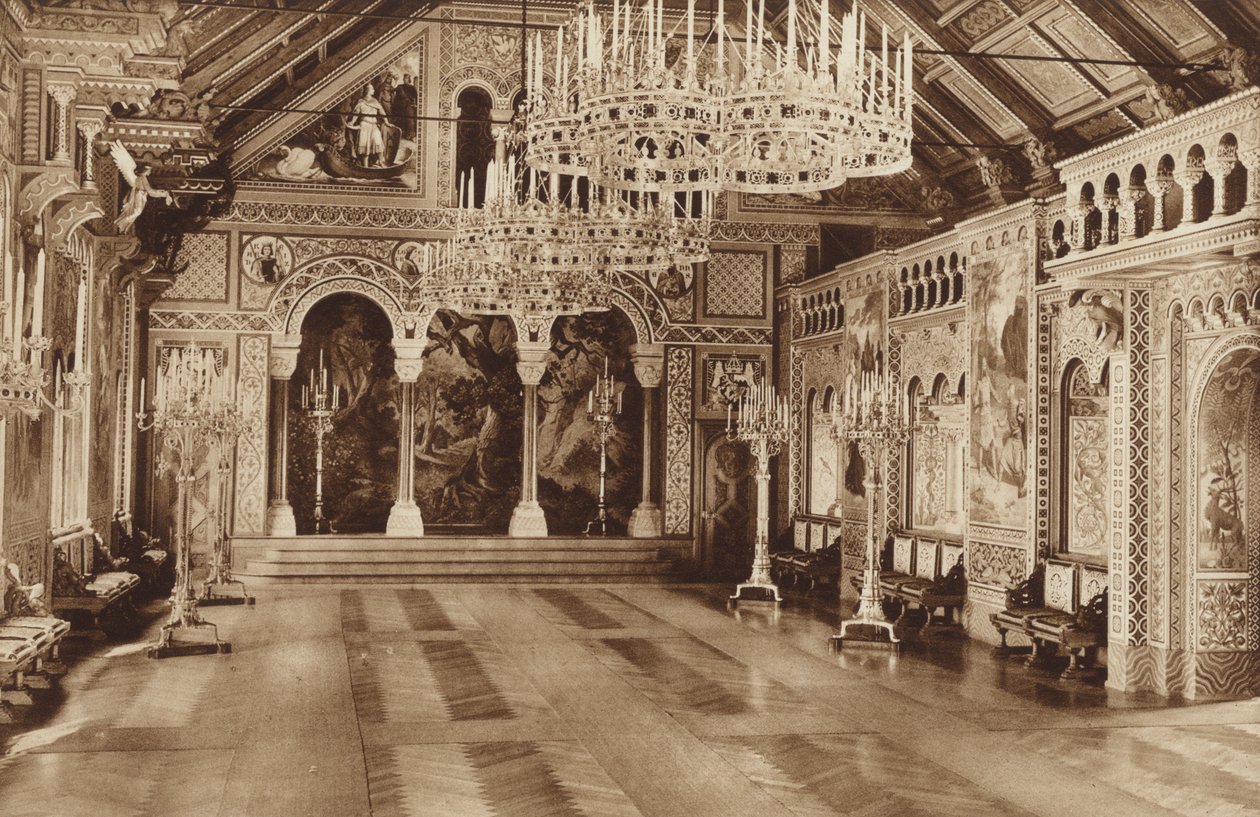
[265,334,301,536]
[47,83,76,163]
[509,343,550,538]
[386,339,426,537]
[628,344,664,538]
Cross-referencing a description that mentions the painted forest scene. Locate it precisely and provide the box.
[289,295,399,533]
[1197,348,1258,571]
[537,312,642,535]
[413,312,522,531]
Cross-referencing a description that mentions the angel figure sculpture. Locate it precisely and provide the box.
[110,140,172,232]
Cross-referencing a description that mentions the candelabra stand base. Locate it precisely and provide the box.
[199,580,255,607]
[584,511,611,537]
[829,572,901,650]
[729,580,782,605]
[146,619,232,659]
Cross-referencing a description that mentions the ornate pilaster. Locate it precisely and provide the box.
[1119,186,1147,239]
[386,338,426,537]
[47,84,77,163]
[75,118,103,189]
[628,344,664,538]
[265,334,300,536]
[1205,158,1238,216]
[509,342,550,538]
[1240,147,1260,208]
[1149,177,1175,231]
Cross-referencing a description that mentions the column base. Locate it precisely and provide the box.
[627,503,663,538]
[265,501,297,536]
[508,501,549,538]
[385,501,425,537]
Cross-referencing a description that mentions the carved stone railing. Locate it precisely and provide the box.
[891,231,969,318]
[791,251,895,340]
[1047,87,1260,275]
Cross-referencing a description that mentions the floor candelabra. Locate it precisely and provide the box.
[301,350,340,535]
[199,410,255,606]
[137,344,250,658]
[584,361,622,536]
[830,370,910,649]
[727,380,789,606]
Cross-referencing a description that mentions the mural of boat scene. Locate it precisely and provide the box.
[249,50,420,187]
[1197,347,1258,571]
[412,312,522,532]
[840,288,885,515]
[969,247,1030,528]
[288,294,400,534]
[536,311,643,535]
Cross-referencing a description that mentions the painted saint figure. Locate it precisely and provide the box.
[346,85,387,167]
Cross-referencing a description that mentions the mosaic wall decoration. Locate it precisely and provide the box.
[165,232,229,302]
[233,334,269,535]
[704,250,766,318]
[1194,346,1257,572]
[809,409,838,515]
[968,246,1030,528]
[665,347,694,535]
[1126,288,1152,646]
[968,540,1028,588]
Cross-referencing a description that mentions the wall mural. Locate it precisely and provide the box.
[969,248,1030,528]
[536,312,642,535]
[1197,348,1258,571]
[249,51,421,187]
[288,294,399,533]
[911,432,947,529]
[809,408,838,515]
[89,261,119,516]
[841,288,885,515]
[413,312,521,532]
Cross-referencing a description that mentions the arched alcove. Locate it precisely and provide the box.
[1056,360,1110,561]
[454,84,494,206]
[288,292,398,534]
[536,309,643,535]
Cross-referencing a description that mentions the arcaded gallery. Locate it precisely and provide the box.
[0,0,1258,814]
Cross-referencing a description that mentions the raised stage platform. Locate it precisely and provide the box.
[230,535,693,584]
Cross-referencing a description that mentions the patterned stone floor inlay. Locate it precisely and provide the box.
[3,585,1259,817]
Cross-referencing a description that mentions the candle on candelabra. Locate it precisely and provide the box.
[73,270,86,369]
[31,249,45,339]
[2,247,11,348]
[11,264,24,360]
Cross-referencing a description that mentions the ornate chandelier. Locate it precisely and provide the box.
[528,0,914,199]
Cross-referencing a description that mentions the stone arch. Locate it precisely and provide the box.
[273,256,407,336]
[47,198,105,252]
[17,168,78,226]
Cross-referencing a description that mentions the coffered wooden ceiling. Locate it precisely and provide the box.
[168,0,1258,218]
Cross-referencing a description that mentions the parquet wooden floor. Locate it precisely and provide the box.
[2,584,1258,817]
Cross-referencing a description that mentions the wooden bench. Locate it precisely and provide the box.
[849,534,966,635]
[1,564,70,722]
[771,538,842,591]
[53,532,142,640]
[991,559,1107,679]
[112,512,172,595]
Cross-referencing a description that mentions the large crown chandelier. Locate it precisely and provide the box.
[576,0,722,193]
[527,0,914,198]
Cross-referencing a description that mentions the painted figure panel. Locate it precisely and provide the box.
[840,288,885,515]
[249,52,421,188]
[969,248,1030,528]
[1197,348,1258,570]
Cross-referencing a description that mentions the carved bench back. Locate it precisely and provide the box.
[941,542,964,575]
[914,539,940,581]
[1080,564,1107,604]
[893,535,915,575]
[1045,559,1078,613]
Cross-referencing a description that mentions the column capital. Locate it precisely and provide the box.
[47,82,77,107]
[516,342,549,386]
[630,343,664,388]
[393,337,427,383]
[269,333,301,380]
